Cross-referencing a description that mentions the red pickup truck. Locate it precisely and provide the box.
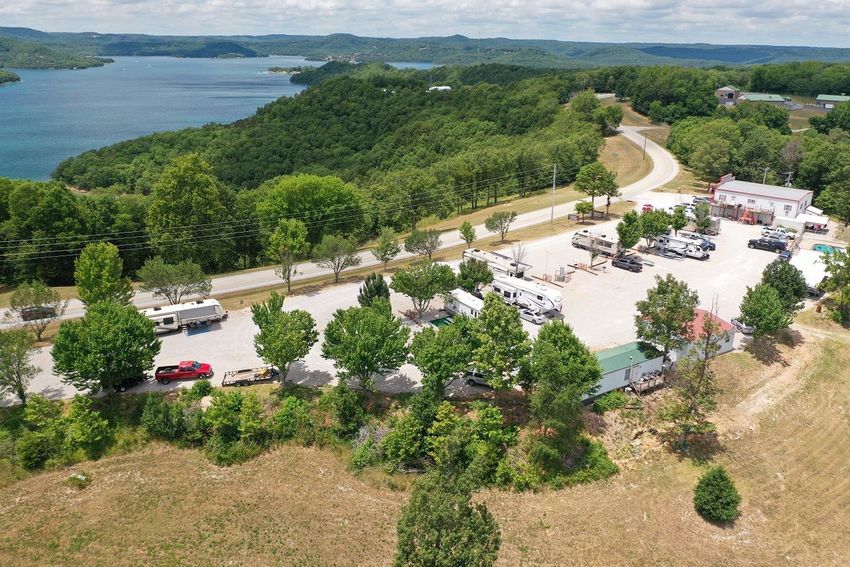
[155,360,213,385]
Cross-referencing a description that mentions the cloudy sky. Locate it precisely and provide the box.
[3,0,850,47]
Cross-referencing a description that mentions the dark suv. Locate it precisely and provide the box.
[113,373,149,393]
[748,238,786,252]
[20,306,56,321]
[612,255,643,272]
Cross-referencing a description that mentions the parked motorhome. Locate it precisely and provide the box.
[444,288,484,318]
[142,299,228,333]
[492,275,562,313]
[462,248,530,278]
[790,250,828,298]
[571,230,622,257]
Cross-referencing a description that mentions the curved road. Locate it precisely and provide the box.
[1,126,679,325]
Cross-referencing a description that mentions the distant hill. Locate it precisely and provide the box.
[3,26,850,68]
[0,36,110,69]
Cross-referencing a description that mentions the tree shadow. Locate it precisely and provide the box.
[288,363,334,388]
[659,430,725,465]
[744,337,788,367]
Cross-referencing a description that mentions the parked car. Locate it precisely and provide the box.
[692,196,711,205]
[762,226,795,240]
[20,306,56,321]
[778,250,793,261]
[518,308,545,325]
[748,238,787,252]
[155,360,213,385]
[731,318,754,335]
[642,204,654,213]
[612,255,643,272]
[114,373,149,393]
[463,369,490,388]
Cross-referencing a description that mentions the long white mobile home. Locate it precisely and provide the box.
[491,275,562,313]
[444,288,484,318]
[462,248,531,278]
[142,299,228,333]
[571,230,622,257]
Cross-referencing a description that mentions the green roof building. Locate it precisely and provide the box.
[592,341,664,398]
[739,92,787,105]
[816,94,850,109]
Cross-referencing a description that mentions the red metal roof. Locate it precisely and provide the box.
[687,309,734,342]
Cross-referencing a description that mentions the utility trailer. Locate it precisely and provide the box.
[142,299,228,333]
[655,235,710,260]
[222,366,280,387]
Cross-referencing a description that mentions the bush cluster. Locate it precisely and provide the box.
[591,390,629,414]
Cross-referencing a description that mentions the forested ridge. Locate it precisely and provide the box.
[0,37,110,70]
[0,69,19,84]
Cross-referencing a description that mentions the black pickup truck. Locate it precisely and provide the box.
[748,238,787,252]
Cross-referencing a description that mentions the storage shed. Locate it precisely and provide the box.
[592,342,664,398]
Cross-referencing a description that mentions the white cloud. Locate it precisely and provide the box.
[2,0,850,47]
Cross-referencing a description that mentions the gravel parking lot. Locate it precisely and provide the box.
[14,192,788,403]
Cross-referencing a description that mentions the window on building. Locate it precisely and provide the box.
[784,204,792,215]
[747,198,756,206]
[624,366,632,382]
[718,194,727,202]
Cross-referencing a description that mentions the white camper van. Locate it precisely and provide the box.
[492,275,562,313]
[444,289,484,318]
[571,230,622,257]
[462,248,530,278]
[142,299,228,333]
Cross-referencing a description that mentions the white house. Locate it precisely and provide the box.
[710,178,814,224]
[674,309,736,361]
[592,342,664,398]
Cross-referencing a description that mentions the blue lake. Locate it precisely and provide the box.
[0,55,322,181]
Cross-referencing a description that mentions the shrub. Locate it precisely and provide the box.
[17,430,60,470]
[238,393,268,445]
[64,396,111,459]
[592,390,629,413]
[204,391,244,443]
[272,396,314,442]
[204,435,263,467]
[350,438,380,469]
[694,466,742,523]
[320,383,365,439]
[183,379,213,401]
[66,471,92,489]
[181,406,208,446]
[0,430,16,463]
[493,458,542,492]
[141,394,185,441]
[552,439,619,487]
[383,413,427,469]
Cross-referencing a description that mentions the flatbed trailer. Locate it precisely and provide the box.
[222,366,280,387]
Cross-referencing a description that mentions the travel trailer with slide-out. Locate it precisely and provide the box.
[142,299,228,333]
[571,230,622,257]
[491,275,562,313]
[462,248,530,278]
[444,288,484,318]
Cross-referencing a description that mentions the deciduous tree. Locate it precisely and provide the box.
[473,293,531,389]
[321,301,410,390]
[739,283,791,337]
[251,292,318,384]
[575,162,617,212]
[52,302,160,395]
[575,200,593,222]
[404,229,442,260]
[457,259,493,294]
[391,262,456,317]
[671,207,688,235]
[616,210,642,250]
[760,259,807,314]
[484,211,518,242]
[74,242,133,307]
[639,209,671,248]
[138,256,212,304]
[410,322,475,395]
[372,227,402,270]
[0,329,39,405]
[634,274,699,361]
[313,234,362,283]
[458,221,476,248]
[268,218,309,292]
[8,281,68,341]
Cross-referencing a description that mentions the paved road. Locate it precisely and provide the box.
[0,126,678,326]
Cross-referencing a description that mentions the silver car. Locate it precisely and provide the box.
[731,318,754,335]
[518,308,545,324]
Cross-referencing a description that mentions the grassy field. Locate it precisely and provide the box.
[2,315,848,566]
[788,107,825,131]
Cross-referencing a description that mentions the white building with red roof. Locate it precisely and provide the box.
[674,308,736,361]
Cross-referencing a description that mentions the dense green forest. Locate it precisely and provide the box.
[0,36,110,69]
[0,69,19,84]
[7,26,850,68]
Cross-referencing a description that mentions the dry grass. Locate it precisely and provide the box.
[599,98,651,127]
[654,164,708,195]
[2,325,850,565]
[599,135,653,187]
[788,107,826,131]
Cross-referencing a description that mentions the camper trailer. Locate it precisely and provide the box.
[571,230,622,257]
[142,299,228,333]
[444,289,484,318]
[492,275,562,313]
[655,235,710,260]
[790,250,828,298]
[462,248,530,278]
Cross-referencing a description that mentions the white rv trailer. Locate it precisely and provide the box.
[462,248,531,278]
[492,275,563,313]
[571,230,622,257]
[655,235,709,260]
[444,288,484,318]
[790,249,828,298]
[142,299,228,333]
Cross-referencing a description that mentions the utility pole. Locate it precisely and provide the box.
[762,167,770,184]
[642,134,647,161]
[783,171,794,187]
[551,163,557,224]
